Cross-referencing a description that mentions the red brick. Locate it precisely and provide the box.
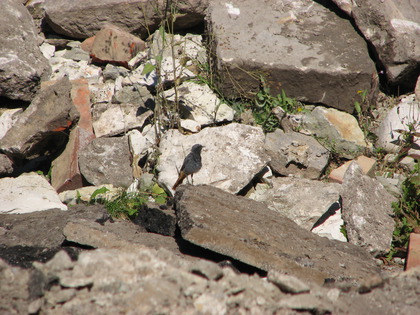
[406,233,420,270]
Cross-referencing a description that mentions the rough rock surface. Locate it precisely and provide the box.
[44,0,208,39]
[0,0,51,101]
[0,203,183,265]
[92,102,153,137]
[175,185,380,285]
[207,0,376,113]
[265,129,330,179]
[332,0,420,90]
[0,172,67,214]
[62,219,182,256]
[0,154,14,176]
[164,81,235,125]
[302,106,368,159]
[49,56,102,82]
[134,202,177,237]
[376,94,420,156]
[0,77,80,160]
[0,108,23,140]
[248,177,341,231]
[341,162,396,257]
[329,155,377,184]
[2,248,420,315]
[0,259,31,315]
[88,25,146,66]
[78,136,134,188]
[158,123,268,194]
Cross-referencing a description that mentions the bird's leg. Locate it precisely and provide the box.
[191,174,194,185]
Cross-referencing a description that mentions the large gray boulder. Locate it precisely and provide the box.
[0,0,51,101]
[341,162,396,257]
[78,136,134,188]
[175,185,380,285]
[207,0,376,113]
[332,0,420,91]
[44,0,208,39]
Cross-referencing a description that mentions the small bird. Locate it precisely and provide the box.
[172,144,204,190]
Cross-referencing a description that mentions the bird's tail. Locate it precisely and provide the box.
[172,171,187,190]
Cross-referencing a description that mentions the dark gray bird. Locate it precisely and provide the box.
[172,144,204,190]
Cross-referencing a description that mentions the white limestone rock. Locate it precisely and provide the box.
[0,172,67,214]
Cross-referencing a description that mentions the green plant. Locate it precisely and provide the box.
[104,190,148,219]
[91,183,169,219]
[340,224,348,240]
[392,121,420,163]
[252,77,303,133]
[387,161,420,260]
[354,89,377,143]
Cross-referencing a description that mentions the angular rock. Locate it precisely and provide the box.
[0,209,71,249]
[133,202,177,236]
[112,84,153,105]
[149,30,206,65]
[164,81,235,125]
[180,119,201,133]
[62,216,185,261]
[0,205,108,250]
[44,0,208,39]
[376,94,420,157]
[311,206,347,243]
[89,25,146,67]
[0,154,14,176]
[277,293,333,313]
[32,247,283,314]
[59,184,117,205]
[0,259,30,314]
[329,155,377,184]
[0,77,80,160]
[267,270,311,294]
[175,185,380,285]
[89,81,115,104]
[62,42,90,62]
[51,79,96,193]
[264,129,329,179]
[92,103,153,138]
[332,0,420,90]
[78,136,134,188]
[341,162,396,256]
[49,58,102,83]
[188,259,224,281]
[0,0,51,101]
[416,75,420,101]
[40,42,56,59]
[158,123,268,194]
[127,129,152,180]
[248,177,341,231]
[0,108,23,140]
[207,0,376,113]
[0,173,67,214]
[302,106,368,159]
